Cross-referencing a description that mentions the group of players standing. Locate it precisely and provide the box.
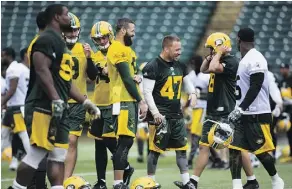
[1,3,291,189]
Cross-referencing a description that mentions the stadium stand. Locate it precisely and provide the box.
[1,1,216,63]
[229,1,292,70]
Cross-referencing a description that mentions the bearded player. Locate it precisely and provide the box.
[107,18,148,189]
[62,12,98,180]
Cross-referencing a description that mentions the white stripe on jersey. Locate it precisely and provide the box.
[236,48,271,114]
[5,61,30,107]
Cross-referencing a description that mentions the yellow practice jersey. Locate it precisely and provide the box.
[92,50,111,106]
[68,42,88,103]
[27,34,39,65]
[107,40,139,103]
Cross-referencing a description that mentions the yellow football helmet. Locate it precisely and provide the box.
[207,119,234,149]
[130,177,161,189]
[281,87,292,98]
[63,176,91,189]
[276,112,291,132]
[205,32,232,53]
[64,12,81,45]
[90,21,114,50]
[1,147,12,162]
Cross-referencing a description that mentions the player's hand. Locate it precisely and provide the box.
[83,99,101,119]
[51,99,66,119]
[228,107,243,123]
[138,100,148,120]
[217,45,231,55]
[133,75,142,84]
[50,99,66,129]
[189,92,197,108]
[83,43,92,58]
[272,103,283,117]
[102,66,108,75]
[153,112,164,125]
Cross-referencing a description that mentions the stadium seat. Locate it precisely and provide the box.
[230,1,292,70]
[1,1,216,62]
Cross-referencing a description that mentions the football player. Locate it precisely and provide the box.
[279,63,292,163]
[88,21,121,189]
[185,55,211,169]
[1,47,30,170]
[63,12,98,180]
[107,18,148,189]
[25,10,48,189]
[228,27,284,189]
[142,35,197,189]
[9,4,99,189]
[187,32,239,189]
[27,11,47,65]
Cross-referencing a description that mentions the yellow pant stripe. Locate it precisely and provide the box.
[70,130,83,137]
[54,143,69,149]
[191,108,204,136]
[117,110,135,137]
[12,113,26,133]
[254,124,275,155]
[30,112,54,151]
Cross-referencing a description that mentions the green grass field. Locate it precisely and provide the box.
[2,138,292,189]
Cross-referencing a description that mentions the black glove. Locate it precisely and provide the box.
[49,99,66,140]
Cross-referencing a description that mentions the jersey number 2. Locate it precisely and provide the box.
[160,76,182,99]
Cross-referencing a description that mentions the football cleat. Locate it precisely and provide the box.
[114,183,128,189]
[173,181,196,189]
[92,180,107,189]
[206,119,234,149]
[243,180,259,189]
[123,166,135,186]
[63,175,91,189]
[90,21,114,50]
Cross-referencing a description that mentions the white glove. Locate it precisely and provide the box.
[83,99,101,119]
[228,107,243,123]
[272,104,282,117]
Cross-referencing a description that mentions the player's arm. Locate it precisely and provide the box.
[33,51,60,100]
[183,65,197,107]
[200,56,212,73]
[116,62,142,102]
[268,72,283,106]
[83,43,98,80]
[69,83,100,117]
[1,78,18,106]
[202,46,231,73]
[86,57,98,80]
[239,60,266,111]
[208,52,224,73]
[143,78,159,115]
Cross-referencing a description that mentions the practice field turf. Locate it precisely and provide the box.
[2,138,292,189]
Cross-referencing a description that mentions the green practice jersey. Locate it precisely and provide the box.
[26,28,74,110]
[206,54,239,116]
[142,56,187,119]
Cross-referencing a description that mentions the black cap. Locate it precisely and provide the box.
[238,27,254,42]
[280,63,290,69]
